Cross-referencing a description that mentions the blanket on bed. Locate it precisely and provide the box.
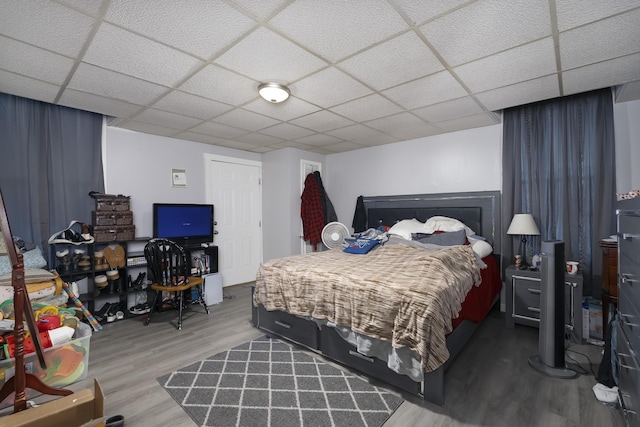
[253,243,481,372]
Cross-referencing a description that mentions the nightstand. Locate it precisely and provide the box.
[505,265,583,343]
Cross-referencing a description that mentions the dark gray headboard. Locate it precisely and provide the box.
[362,191,502,256]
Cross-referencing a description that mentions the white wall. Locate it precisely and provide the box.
[325,124,503,228]
[613,98,640,193]
[262,147,324,261]
[104,127,260,239]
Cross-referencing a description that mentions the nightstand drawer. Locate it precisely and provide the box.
[513,278,542,321]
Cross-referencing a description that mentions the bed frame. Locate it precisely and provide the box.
[252,190,502,405]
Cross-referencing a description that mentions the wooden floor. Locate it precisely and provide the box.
[26,284,625,426]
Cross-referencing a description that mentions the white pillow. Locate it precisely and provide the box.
[468,236,493,258]
[424,216,476,237]
[388,219,427,240]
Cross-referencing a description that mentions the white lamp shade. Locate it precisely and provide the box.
[258,83,290,103]
[507,214,540,236]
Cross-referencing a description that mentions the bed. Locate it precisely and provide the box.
[252,191,503,405]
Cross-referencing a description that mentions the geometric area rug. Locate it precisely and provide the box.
[157,335,404,427]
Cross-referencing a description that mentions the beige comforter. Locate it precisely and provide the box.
[253,243,481,372]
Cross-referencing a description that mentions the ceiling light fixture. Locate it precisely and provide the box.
[258,82,290,103]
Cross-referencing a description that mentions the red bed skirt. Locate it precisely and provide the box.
[452,254,502,329]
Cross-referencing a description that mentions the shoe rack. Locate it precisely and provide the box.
[50,238,152,324]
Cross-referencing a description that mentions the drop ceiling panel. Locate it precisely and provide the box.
[338,31,444,91]
[420,0,551,67]
[290,110,356,133]
[105,0,256,60]
[215,27,327,83]
[475,75,560,111]
[555,0,639,31]
[132,108,203,131]
[242,97,320,121]
[326,124,384,141]
[68,63,170,105]
[231,0,291,21]
[58,89,142,118]
[152,90,233,120]
[178,65,257,106]
[0,70,60,103]
[382,71,468,109]
[233,132,283,146]
[563,53,640,96]
[269,0,408,62]
[387,123,440,141]
[213,109,280,132]
[58,0,108,17]
[329,94,403,122]
[121,120,180,137]
[0,36,74,85]
[260,123,316,140]
[412,96,485,123]
[559,9,640,70]
[190,120,250,139]
[364,112,427,133]
[351,133,398,147]
[324,140,365,153]
[294,133,344,147]
[83,23,204,87]
[454,37,557,93]
[616,80,640,103]
[392,0,470,26]
[435,112,500,133]
[0,1,95,57]
[293,68,372,108]
[173,131,228,146]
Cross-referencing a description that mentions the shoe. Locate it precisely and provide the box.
[114,245,125,268]
[93,302,112,322]
[103,247,117,269]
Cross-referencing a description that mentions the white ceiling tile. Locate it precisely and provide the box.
[329,94,403,122]
[435,112,500,133]
[269,0,408,62]
[382,71,468,109]
[83,23,204,86]
[58,89,142,117]
[555,0,639,31]
[420,0,551,66]
[562,53,640,96]
[233,132,284,146]
[454,37,557,93]
[474,75,560,111]
[152,91,233,120]
[386,123,440,141]
[248,145,276,153]
[133,108,203,130]
[57,0,108,17]
[0,0,94,57]
[323,140,365,153]
[0,36,74,85]
[190,120,249,139]
[364,112,427,133]
[290,110,355,132]
[269,140,314,150]
[260,123,316,140]
[412,96,485,122]
[105,1,256,60]
[173,131,228,146]
[294,133,344,147]
[68,63,170,105]
[326,124,383,141]
[215,27,327,83]
[179,65,257,106]
[559,8,640,70]
[216,139,263,151]
[243,97,320,121]
[616,80,640,103]
[0,70,59,103]
[338,32,444,91]
[393,0,470,26]
[213,109,280,132]
[350,133,398,147]
[294,68,372,107]
[230,0,290,20]
[120,120,180,137]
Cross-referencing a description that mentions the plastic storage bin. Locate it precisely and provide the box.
[0,321,92,408]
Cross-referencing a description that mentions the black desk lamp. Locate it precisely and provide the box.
[507,213,540,269]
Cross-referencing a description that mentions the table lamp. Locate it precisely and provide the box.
[507,213,540,269]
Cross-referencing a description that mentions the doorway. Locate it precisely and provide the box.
[205,154,262,286]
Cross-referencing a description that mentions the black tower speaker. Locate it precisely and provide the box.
[528,240,577,379]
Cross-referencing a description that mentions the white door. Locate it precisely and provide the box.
[301,160,322,254]
[205,155,262,286]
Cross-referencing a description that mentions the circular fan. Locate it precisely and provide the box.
[322,222,350,249]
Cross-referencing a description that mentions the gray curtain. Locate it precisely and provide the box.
[0,92,104,261]
[502,88,616,296]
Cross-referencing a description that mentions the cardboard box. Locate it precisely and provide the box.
[0,378,104,427]
[0,322,92,409]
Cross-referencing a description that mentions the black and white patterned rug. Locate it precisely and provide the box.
[157,336,403,427]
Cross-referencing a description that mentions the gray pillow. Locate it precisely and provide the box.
[411,229,467,246]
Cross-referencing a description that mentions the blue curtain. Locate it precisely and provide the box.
[0,93,104,261]
[502,88,616,296]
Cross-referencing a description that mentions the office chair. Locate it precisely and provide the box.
[143,238,209,330]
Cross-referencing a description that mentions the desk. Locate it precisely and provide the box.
[600,240,617,326]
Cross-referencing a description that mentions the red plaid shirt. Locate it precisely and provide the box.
[301,173,325,250]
